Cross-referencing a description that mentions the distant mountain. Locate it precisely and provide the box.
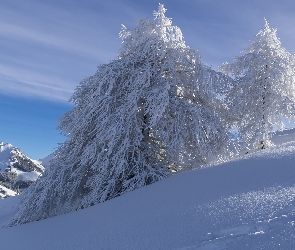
[0,141,44,199]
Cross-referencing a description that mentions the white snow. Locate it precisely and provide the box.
[0,131,295,249]
[0,141,45,198]
[14,169,41,182]
[272,127,295,145]
[0,142,13,171]
[0,184,17,199]
[0,195,18,225]
[38,153,54,168]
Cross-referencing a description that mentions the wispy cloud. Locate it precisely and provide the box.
[0,21,102,60]
[1,0,295,102]
[0,1,125,102]
[0,64,74,102]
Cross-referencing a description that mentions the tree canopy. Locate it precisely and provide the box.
[220,20,295,149]
[10,4,231,225]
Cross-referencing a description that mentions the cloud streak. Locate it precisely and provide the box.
[1,0,295,102]
[0,1,125,102]
[0,20,115,62]
[0,64,74,102]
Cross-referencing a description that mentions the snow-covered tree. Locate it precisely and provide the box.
[220,20,295,149]
[10,4,231,225]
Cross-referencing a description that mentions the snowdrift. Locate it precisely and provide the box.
[0,140,295,249]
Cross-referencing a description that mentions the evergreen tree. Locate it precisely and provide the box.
[10,4,231,225]
[220,20,295,149]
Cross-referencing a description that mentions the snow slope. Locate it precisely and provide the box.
[38,153,54,168]
[272,127,295,145]
[0,139,295,249]
[0,196,19,226]
[0,142,14,172]
[0,184,17,199]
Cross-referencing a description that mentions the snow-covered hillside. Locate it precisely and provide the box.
[0,142,44,198]
[271,127,295,145]
[38,153,54,168]
[0,136,295,249]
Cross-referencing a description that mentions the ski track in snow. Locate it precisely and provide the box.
[201,203,295,249]
[179,208,295,250]
[178,195,295,250]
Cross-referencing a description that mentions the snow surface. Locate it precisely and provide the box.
[0,184,17,199]
[0,196,18,225]
[272,127,295,145]
[0,142,13,172]
[0,132,295,249]
[14,169,41,182]
[38,153,54,168]
[0,141,44,198]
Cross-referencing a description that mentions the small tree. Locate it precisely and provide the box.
[220,20,295,149]
[10,4,231,225]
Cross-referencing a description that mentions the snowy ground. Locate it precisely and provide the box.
[0,196,18,225]
[38,152,54,168]
[0,132,295,249]
[0,184,17,199]
[0,142,13,172]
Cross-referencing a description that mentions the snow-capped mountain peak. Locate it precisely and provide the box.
[0,141,44,199]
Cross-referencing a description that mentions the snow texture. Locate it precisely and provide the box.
[220,20,295,150]
[1,131,295,249]
[38,153,55,168]
[0,141,44,198]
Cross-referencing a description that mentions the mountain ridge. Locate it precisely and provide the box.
[0,141,44,198]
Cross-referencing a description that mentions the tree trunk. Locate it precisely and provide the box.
[261,64,268,149]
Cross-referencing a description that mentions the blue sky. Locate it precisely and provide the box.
[1,0,295,159]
